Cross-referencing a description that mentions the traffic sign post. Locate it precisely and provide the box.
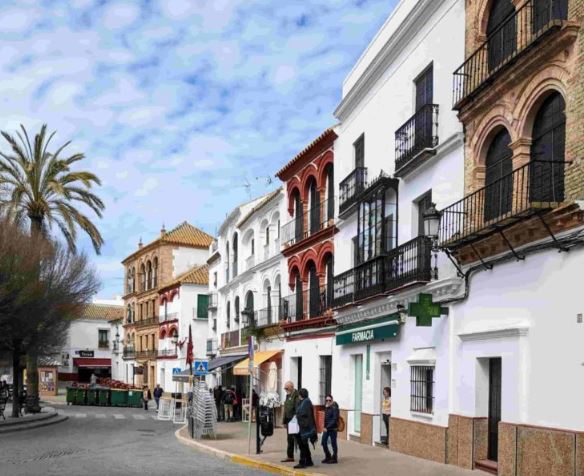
[193,360,208,376]
[172,368,181,375]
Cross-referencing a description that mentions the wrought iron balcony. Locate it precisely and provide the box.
[333,236,432,307]
[251,306,281,328]
[438,160,568,249]
[453,0,568,108]
[157,348,177,358]
[394,104,439,177]
[280,286,332,323]
[134,316,159,328]
[339,167,368,215]
[281,198,334,248]
[122,347,135,360]
[134,350,158,360]
[221,330,241,349]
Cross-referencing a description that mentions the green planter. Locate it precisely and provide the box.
[66,387,76,405]
[97,388,110,406]
[75,388,87,405]
[110,389,128,407]
[127,390,142,408]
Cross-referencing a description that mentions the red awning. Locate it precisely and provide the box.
[73,358,111,368]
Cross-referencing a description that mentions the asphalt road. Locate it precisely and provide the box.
[0,405,266,476]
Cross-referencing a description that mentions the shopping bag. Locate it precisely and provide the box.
[288,416,299,434]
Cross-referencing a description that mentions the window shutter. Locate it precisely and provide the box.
[197,294,209,319]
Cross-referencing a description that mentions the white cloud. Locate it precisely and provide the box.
[102,2,140,30]
[0,8,35,33]
[134,177,159,197]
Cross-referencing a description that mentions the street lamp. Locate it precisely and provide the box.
[423,203,441,280]
[241,308,253,327]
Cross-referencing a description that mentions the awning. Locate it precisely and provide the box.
[233,350,282,376]
[73,358,111,368]
[406,347,436,366]
[336,314,400,345]
[208,354,247,371]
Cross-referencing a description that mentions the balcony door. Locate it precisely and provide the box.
[414,65,433,150]
[294,191,303,243]
[295,274,303,321]
[484,129,513,222]
[530,92,566,203]
[308,178,320,235]
[487,0,516,72]
[488,358,502,461]
[308,262,320,318]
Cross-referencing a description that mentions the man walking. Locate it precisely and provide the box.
[153,384,163,411]
[281,381,299,463]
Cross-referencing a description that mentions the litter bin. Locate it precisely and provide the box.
[127,389,142,408]
[86,388,98,406]
[75,387,87,405]
[66,387,76,405]
[110,389,128,407]
[97,388,110,406]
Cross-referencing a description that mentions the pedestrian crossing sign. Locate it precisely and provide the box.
[193,360,208,376]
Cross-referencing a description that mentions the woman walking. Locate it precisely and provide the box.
[382,387,391,445]
[294,388,316,469]
[321,394,340,464]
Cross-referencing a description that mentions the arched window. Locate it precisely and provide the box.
[140,264,146,291]
[325,254,334,308]
[127,305,132,324]
[232,233,238,278]
[484,128,513,221]
[326,165,334,222]
[487,0,516,71]
[530,92,566,202]
[533,0,568,33]
[146,261,152,290]
[308,177,320,234]
[127,269,132,294]
[226,242,230,282]
[244,291,254,326]
[153,258,158,287]
[295,273,303,321]
[293,190,303,243]
[227,301,231,329]
[308,262,320,318]
[234,296,240,324]
[131,267,136,292]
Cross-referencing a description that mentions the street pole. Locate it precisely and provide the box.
[247,366,253,454]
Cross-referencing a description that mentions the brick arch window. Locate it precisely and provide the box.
[307,261,320,318]
[487,0,516,71]
[140,263,146,291]
[131,267,136,292]
[324,254,334,308]
[307,176,320,235]
[153,257,158,287]
[530,91,566,202]
[293,189,303,242]
[484,128,513,222]
[325,164,334,221]
[146,261,152,290]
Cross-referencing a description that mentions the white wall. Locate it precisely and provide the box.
[59,319,114,374]
[173,247,208,277]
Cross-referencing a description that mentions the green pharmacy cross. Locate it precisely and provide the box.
[408,293,448,327]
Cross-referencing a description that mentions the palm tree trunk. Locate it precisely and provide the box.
[26,215,43,414]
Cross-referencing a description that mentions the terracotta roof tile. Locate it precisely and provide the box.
[80,304,124,322]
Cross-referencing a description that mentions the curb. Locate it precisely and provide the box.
[175,427,326,476]
[0,413,68,434]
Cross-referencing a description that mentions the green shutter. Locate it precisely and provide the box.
[197,294,209,319]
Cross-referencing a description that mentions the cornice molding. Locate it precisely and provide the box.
[458,326,530,342]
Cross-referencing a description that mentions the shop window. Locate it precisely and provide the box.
[410,365,434,413]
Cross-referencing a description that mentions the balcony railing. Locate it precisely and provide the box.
[280,286,332,323]
[353,216,396,267]
[281,198,334,247]
[157,348,177,358]
[339,167,368,214]
[394,104,439,175]
[98,342,109,350]
[134,316,159,328]
[453,0,568,108]
[123,347,135,359]
[221,330,241,349]
[160,312,178,322]
[208,293,218,310]
[246,254,256,271]
[134,350,158,360]
[251,306,281,328]
[439,160,568,248]
[333,236,432,307]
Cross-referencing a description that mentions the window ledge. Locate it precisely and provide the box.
[410,411,434,419]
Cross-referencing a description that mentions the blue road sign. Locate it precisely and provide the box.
[193,360,208,376]
[172,367,181,375]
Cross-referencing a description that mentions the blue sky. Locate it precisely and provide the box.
[0,0,396,299]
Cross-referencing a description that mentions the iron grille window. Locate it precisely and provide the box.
[319,356,332,405]
[356,189,393,264]
[484,129,513,221]
[410,365,434,413]
[354,134,365,169]
[98,330,109,349]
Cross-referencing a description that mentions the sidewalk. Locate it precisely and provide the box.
[176,422,478,476]
[0,404,67,434]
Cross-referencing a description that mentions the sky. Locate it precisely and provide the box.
[0,0,396,299]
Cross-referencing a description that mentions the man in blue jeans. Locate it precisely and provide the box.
[321,394,339,464]
[153,384,164,411]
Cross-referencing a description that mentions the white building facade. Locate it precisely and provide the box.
[331,0,466,462]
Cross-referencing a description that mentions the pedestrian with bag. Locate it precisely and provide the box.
[142,385,151,411]
[281,381,300,463]
[294,388,317,469]
[222,386,236,421]
[321,394,340,464]
[153,384,163,411]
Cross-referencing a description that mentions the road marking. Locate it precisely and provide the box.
[95,414,106,418]
[74,413,87,418]
[133,414,146,420]
[113,414,125,419]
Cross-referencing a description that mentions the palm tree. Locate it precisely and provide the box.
[0,124,105,412]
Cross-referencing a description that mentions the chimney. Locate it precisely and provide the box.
[161,223,166,237]
[138,237,143,249]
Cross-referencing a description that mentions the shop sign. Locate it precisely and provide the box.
[77,350,94,357]
[336,315,400,345]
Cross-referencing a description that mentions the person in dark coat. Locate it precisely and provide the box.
[153,384,164,411]
[294,388,316,469]
[321,394,340,464]
[281,381,300,462]
[214,386,224,421]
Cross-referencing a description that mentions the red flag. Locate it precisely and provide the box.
[186,324,194,367]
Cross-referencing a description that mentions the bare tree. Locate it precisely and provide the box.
[0,218,100,416]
